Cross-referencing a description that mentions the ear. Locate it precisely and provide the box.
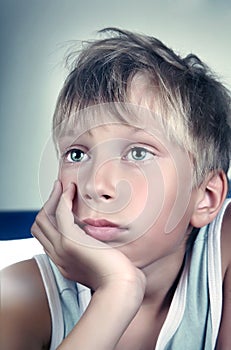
[190,171,228,228]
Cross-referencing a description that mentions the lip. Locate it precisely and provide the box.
[83,218,119,227]
[82,218,124,242]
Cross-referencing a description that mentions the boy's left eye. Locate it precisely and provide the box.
[124,147,155,161]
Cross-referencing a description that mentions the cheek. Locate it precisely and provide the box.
[115,162,164,225]
[59,166,78,191]
[163,150,193,233]
[127,163,166,236]
[120,169,149,220]
[125,156,189,244]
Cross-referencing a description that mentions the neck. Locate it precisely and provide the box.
[141,246,187,310]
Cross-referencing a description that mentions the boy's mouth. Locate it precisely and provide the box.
[82,218,125,242]
[83,218,118,227]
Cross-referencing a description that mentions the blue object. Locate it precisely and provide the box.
[0,210,38,240]
[228,185,231,198]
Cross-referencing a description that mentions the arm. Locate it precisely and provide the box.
[32,181,146,349]
[216,202,231,349]
[57,275,144,349]
[0,259,51,350]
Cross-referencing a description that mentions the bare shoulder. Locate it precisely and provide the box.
[216,201,231,349]
[0,258,51,350]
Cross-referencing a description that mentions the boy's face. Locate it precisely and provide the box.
[56,103,197,268]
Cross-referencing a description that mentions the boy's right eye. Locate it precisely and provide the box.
[65,148,88,163]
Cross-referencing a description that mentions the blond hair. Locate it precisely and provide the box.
[53,28,231,186]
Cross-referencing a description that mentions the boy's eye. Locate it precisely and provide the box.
[125,147,155,161]
[65,148,88,163]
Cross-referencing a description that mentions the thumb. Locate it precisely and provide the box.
[56,183,76,233]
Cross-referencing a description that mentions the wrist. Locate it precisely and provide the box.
[99,269,146,308]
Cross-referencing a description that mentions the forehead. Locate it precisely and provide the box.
[58,123,165,152]
[54,102,166,140]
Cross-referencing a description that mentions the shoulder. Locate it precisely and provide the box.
[1,258,51,349]
[216,201,231,348]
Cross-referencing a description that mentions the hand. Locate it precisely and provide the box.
[32,180,146,349]
[31,180,146,292]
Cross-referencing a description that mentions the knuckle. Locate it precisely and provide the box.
[55,204,62,221]
[30,222,37,236]
[35,210,46,226]
[60,235,72,252]
[55,198,65,219]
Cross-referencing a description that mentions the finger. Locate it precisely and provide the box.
[33,207,62,244]
[31,221,55,253]
[56,183,76,233]
[43,180,62,216]
[32,183,76,245]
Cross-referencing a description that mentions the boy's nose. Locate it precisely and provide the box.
[81,159,118,203]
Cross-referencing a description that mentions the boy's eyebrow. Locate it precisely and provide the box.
[59,125,164,142]
[60,125,143,137]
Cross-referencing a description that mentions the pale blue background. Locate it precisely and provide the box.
[0,0,230,209]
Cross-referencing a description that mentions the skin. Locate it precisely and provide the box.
[1,106,230,349]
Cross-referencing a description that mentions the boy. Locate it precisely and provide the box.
[1,28,231,349]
